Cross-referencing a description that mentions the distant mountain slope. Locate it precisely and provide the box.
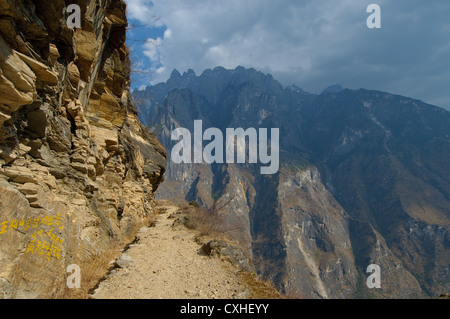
[133,66,449,298]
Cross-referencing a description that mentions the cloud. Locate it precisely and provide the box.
[125,0,450,109]
[125,0,153,24]
[143,37,162,62]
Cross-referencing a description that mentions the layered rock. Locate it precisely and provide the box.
[0,0,166,298]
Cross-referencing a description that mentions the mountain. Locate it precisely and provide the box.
[133,66,450,298]
[0,0,165,298]
[321,84,344,94]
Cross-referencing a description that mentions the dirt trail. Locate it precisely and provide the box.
[91,203,251,299]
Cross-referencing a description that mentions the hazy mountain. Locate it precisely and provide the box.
[321,84,344,94]
[133,66,450,298]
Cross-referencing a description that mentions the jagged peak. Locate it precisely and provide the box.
[170,68,182,79]
[183,68,196,77]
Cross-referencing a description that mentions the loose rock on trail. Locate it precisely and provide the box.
[91,203,252,299]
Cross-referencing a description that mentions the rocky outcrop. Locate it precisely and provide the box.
[0,0,166,298]
[276,168,358,299]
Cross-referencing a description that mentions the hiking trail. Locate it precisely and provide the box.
[91,202,252,299]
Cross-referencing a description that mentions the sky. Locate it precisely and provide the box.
[124,0,450,110]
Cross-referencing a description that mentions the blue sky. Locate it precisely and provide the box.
[124,0,450,110]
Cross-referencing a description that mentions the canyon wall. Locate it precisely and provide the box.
[0,0,166,298]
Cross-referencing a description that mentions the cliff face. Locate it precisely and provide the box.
[0,0,166,298]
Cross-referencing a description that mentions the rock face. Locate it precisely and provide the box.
[134,67,450,298]
[0,0,166,298]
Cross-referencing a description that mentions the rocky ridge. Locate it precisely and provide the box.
[0,0,166,298]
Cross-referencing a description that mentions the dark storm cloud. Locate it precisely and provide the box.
[125,0,450,109]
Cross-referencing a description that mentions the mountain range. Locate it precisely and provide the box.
[133,66,450,298]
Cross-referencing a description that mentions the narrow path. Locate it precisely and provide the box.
[91,204,251,299]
